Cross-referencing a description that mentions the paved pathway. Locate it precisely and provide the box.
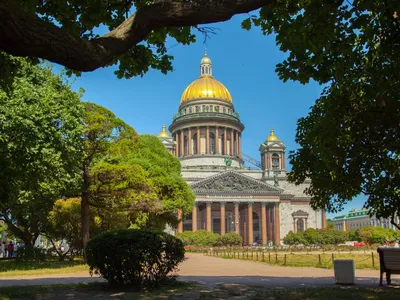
[0,253,398,288]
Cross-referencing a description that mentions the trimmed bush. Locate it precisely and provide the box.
[86,229,185,287]
[176,230,242,247]
[216,232,242,246]
[176,230,219,246]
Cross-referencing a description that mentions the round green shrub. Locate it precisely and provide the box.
[176,230,219,246]
[86,229,185,287]
[216,232,243,246]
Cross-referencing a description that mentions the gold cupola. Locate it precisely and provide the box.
[157,125,170,138]
[180,53,232,104]
[266,129,279,142]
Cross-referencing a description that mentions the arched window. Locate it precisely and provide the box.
[192,133,198,155]
[184,135,188,156]
[209,132,216,154]
[272,153,280,169]
[297,219,305,233]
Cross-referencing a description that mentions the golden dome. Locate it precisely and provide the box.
[180,53,232,104]
[180,76,232,104]
[266,129,279,142]
[157,125,170,138]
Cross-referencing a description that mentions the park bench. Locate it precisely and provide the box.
[377,247,400,285]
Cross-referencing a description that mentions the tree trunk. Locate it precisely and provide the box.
[81,164,90,262]
[0,0,272,71]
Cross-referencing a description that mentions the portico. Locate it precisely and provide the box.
[177,171,282,245]
[181,201,281,246]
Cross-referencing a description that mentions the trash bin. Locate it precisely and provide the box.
[333,259,355,285]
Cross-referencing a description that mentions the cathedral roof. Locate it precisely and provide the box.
[180,53,232,104]
[190,171,283,195]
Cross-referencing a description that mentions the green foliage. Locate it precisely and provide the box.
[0,53,83,246]
[303,228,322,245]
[283,231,308,246]
[320,229,348,246]
[13,1,197,78]
[116,135,195,229]
[46,198,85,252]
[252,0,400,222]
[176,230,219,247]
[86,229,185,287]
[355,226,397,244]
[16,246,46,262]
[216,232,243,246]
[347,229,358,242]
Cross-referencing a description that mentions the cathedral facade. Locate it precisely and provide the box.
[157,54,327,245]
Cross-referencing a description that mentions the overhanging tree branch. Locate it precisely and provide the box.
[0,0,272,71]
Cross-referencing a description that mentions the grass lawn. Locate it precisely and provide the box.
[212,252,379,269]
[0,282,399,299]
[0,258,88,277]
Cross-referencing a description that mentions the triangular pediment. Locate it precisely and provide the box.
[191,171,282,195]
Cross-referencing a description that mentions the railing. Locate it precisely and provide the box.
[240,152,261,169]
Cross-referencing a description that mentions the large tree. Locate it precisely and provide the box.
[81,102,138,256]
[0,0,271,74]
[2,1,399,225]
[0,53,83,246]
[261,1,399,227]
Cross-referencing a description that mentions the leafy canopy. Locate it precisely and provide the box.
[242,1,400,223]
[0,53,84,245]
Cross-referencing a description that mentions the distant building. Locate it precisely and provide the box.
[333,208,399,231]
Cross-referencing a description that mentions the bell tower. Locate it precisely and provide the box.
[259,129,287,177]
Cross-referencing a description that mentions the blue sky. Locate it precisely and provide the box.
[59,14,366,218]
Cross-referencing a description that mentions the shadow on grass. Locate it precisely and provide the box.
[0,279,400,300]
[0,280,199,300]
[0,258,85,273]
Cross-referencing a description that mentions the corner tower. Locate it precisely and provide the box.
[259,129,287,177]
[169,53,245,169]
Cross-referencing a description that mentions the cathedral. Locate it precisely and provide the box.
[157,53,327,245]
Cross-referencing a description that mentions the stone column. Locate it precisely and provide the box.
[321,210,327,229]
[234,202,240,235]
[220,202,226,235]
[248,202,253,245]
[274,203,280,245]
[230,129,234,156]
[206,202,212,232]
[224,127,227,155]
[238,133,241,157]
[192,204,197,232]
[293,217,297,232]
[215,127,219,154]
[235,131,239,156]
[197,127,201,154]
[261,203,267,246]
[282,152,285,169]
[188,127,192,155]
[180,130,184,157]
[206,126,210,154]
[267,205,273,243]
[177,209,183,233]
[175,133,179,157]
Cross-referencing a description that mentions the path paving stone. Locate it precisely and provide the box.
[0,253,398,288]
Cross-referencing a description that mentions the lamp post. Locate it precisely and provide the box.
[227,212,240,233]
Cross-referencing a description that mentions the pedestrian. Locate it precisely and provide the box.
[7,241,14,258]
[395,240,399,248]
